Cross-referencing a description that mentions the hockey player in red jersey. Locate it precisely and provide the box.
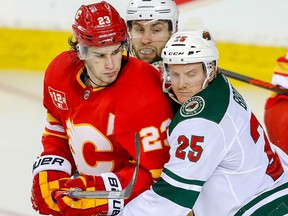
[264,53,288,154]
[30,2,173,215]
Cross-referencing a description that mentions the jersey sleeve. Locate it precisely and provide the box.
[271,55,288,89]
[40,112,76,174]
[39,52,78,174]
[119,189,191,216]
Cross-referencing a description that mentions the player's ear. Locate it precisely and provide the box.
[208,66,217,82]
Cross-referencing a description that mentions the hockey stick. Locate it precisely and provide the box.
[66,132,141,199]
[220,68,288,95]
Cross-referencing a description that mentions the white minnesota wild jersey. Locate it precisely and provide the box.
[120,74,288,216]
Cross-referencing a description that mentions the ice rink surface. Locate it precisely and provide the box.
[0,71,270,216]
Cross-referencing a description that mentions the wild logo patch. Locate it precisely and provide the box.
[203,31,211,41]
[180,96,205,117]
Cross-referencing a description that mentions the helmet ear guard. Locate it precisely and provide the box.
[159,62,181,104]
[203,61,217,78]
[76,44,88,60]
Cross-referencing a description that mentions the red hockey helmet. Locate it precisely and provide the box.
[72,1,128,47]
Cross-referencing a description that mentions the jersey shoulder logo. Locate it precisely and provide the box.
[48,86,69,110]
[180,96,205,117]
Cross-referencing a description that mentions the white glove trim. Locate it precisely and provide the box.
[100,172,124,215]
[32,155,72,176]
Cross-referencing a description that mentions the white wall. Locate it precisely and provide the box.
[178,0,288,47]
[1,0,129,30]
[1,0,288,47]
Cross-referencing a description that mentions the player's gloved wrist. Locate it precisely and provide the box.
[31,155,72,215]
[56,172,124,216]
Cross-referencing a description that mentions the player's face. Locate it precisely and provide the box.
[130,20,171,64]
[84,43,124,88]
[169,63,207,104]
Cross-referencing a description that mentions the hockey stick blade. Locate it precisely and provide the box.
[220,68,288,95]
[67,132,141,199]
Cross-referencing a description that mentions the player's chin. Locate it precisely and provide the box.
[101,75,118,86]
[176,94,191,104]
[108,76,118,84]
[139,55,158,64]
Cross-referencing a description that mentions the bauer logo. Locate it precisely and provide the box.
[48,87,68,110]
[180,96,205,117]
[33,156,65,171]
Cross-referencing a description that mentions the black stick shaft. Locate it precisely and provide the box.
[220,68,288,95]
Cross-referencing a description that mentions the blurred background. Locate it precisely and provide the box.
[0,0,287,215]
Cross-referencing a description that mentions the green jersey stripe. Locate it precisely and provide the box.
[163,168,205,186]
[235,182,288,216]
[251,195,288,216]
[152,177,199,209]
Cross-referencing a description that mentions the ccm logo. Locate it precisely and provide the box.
[168,52,184,55]
[33,157,64,170]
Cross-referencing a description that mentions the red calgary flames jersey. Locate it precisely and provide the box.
[41,51,173,199]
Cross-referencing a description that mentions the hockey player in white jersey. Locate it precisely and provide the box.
[125,0,179,66]
[119,29,288,216]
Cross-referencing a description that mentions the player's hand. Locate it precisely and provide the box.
[55,173,124,216]
[31,170,70,215]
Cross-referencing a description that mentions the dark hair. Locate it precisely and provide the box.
[68,35,78,52]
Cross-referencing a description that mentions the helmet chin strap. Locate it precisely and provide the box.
[201,77,209,90]
[83,63,108,88]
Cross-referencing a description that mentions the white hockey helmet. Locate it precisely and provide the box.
[161,29,219,102]
[126,0,179,34]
